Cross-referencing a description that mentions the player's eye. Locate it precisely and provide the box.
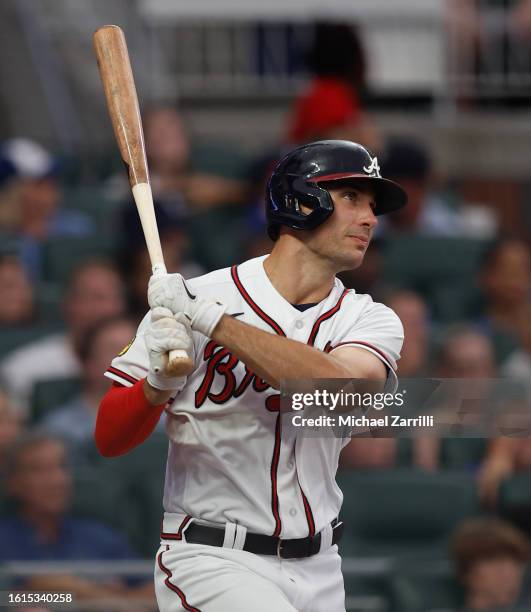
[343,190,358,200]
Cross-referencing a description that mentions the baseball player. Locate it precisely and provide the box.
[96,140,407,612]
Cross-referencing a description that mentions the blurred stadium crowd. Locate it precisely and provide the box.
[1,4,531,612]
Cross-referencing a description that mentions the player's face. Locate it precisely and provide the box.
[10,440,71,517]
[307,181,378,271]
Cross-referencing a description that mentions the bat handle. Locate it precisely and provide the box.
[152,265,195,377]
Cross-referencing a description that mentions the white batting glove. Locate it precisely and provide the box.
[144,307,194,391]
[148,273,226,337]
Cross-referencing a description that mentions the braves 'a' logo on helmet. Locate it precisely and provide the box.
[363,156,381,178]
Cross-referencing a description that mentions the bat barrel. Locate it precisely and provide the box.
[93,25,148,186]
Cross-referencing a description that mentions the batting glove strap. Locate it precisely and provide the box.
[147,369,186,392]
[191,300,227,337]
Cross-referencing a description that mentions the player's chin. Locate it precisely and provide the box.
[335,249,365,271]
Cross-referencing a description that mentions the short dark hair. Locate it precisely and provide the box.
[479,237,529,274]
[451,517,530,579]
[3,431,64,477]
[66,258,121,296]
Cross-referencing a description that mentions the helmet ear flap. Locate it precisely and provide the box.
[267,174,334,235]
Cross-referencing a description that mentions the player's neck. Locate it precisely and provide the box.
[264,239,336,305]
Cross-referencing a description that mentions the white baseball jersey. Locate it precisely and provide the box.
[105,255,403,539]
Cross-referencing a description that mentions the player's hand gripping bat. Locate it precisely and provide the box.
[93,25,194,377]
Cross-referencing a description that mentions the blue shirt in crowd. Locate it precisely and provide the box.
[0,516,136,562]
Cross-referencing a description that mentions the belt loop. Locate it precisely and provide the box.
[180,516,194,542]
[319,522,333,553]
[222,522,237,548]
[233,524,247,550]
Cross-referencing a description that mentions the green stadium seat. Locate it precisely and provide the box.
[342,566,391,612]
[499,471,531,532]
[439,438,487,470]
[41,236,116,285]
[72,466,142,553]
[62,186,121,226]
[188,205,247,270]
[30,377,82,423]
[72,466,127,527]
[90,433,169,555]
[34,283,64,326]
[133,466,167,557]
[388,561,463,612]
[336,469,479,560]
[382,237,489,322]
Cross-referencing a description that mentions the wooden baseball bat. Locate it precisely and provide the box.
[93,24,194,377]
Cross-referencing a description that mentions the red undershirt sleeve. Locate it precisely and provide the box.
[95,380,166,457]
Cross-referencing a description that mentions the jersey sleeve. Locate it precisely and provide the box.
[328,299,404,390]
[104,313,151,387]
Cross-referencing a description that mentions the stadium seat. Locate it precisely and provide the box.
[62,186,121,226]
[34,282,64,326]
[72,466,142,552]
[342,566,391,612]
[499,471,531,532]
[336,469,479,560]
[90,433,169,555]
[439,438,487,470]
[387,561,463,612]
[30,377,82,423]
[72,466,127,527]
[382,237,489,322]
[133,466,167,556]
[41,236,116,285]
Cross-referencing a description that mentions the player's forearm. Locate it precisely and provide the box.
[212,314,351,389]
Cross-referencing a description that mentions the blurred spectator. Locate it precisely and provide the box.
[479,238,531,369]
[286,23,381,152]
[388,290,434,470]
[141,105,248,211]
[0,139,94,280]
[340,437,398,470]
[340,290,432,471]
[119,201,204,320]
[0,387,23,474]
[143,105,190,205]
[451,517,531,610]
[114,105,249,270]
[0,256,35,326]
[437,326,496,379]
[377,138,463,237]
[413,326,497,472]
[0,260,126,413]
[122,238,204,321]
[42,316,136,463]
[478,436,531,508]
[387,290,430,377]
[0,433,155,605]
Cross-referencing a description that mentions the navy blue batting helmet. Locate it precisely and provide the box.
[266,140,407,240]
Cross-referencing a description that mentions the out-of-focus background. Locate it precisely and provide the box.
[0,1,531,610]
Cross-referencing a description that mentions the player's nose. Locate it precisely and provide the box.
[359,199,378,229]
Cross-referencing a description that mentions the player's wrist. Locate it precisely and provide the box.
[190,300,227,336]
[142,378,173,406]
